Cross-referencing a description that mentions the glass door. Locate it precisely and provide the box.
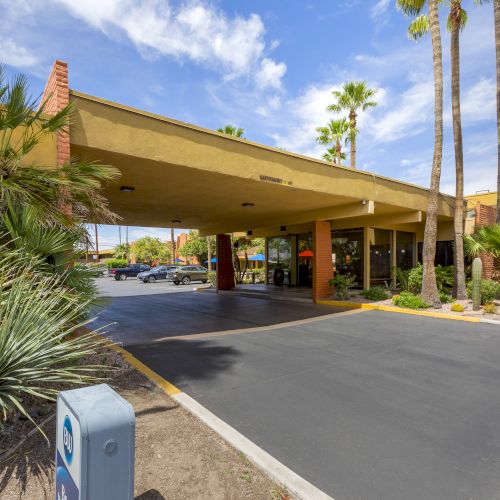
[267,237,292,284]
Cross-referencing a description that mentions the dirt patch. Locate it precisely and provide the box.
[0,351,290,499]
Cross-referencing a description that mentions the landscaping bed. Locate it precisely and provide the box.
[0,348,290,500]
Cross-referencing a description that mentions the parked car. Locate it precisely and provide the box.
[166,265,208,285]
[138,265,179,283]
[111,263,150,280]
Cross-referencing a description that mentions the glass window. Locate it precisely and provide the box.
[396,231,414,270]
[332,228,364,288]
[370,228,392,287]
[298,233,313,287]
[417,241,454,266]
[267,237,292,284]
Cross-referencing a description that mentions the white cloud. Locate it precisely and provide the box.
[53,0,286,87]
[0,38,38,68]
[255,58,287,89]
[270,83,340,156]
[370,79,434,142]
[461,78,496,123]
[370,0,390,19]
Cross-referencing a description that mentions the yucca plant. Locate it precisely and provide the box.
[0,247,108,433]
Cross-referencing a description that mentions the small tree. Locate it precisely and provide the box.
[113,242,130,260]
[179,230,215,265]
[217,125,245,137]
[130,237,170,265]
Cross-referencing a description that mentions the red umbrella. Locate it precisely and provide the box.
[299,250,313,257]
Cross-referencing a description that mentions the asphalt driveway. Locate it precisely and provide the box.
[93,281,341,345]
[125,309,500,500]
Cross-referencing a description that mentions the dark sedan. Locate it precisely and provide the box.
[138,265,179,283]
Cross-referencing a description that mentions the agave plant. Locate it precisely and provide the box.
[0,246,108,432]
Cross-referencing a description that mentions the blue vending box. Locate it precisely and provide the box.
[55,384,135,500]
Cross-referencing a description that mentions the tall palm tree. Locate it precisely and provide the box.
[448,1,468,299]
[397,0,444,306]
[327,82,377,168]
[316,118,351,166]
[476,0,500,223]
[217,124,245,138]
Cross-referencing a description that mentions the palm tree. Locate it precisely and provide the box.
[476,1,500,223]
[327,82,377,168]
[113,242,130,260]
[465,224,500,259]
[0,66,120,226]
[322,147,347,163]
[397,0,444,306]
[316,118,351,166]
[446,1,468,299]
[217,125,245,138]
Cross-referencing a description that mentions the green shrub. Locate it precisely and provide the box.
[439,291,453,304]
[207,271,216,285]
[329,273,356,300]
[252,269,266,283]
[361,286,388,301]
[466,279,499,305]
[483,303,497,314]
[395,267,410,291]
[392,291,429,309]
[451,303,464,312]
[407,264,454,294]
[104,258,128,269]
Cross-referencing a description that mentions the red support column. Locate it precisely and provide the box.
[216,234,235,290]
[312,221,333,302]
[40,60,70,166]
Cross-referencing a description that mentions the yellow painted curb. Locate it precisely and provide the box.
[317,300,481,323]
[87,330,183,396]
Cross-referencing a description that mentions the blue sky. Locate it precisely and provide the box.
[1,0,495,249]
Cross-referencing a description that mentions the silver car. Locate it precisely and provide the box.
[166,265,208,285]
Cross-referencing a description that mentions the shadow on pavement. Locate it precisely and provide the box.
[127,339,239,388]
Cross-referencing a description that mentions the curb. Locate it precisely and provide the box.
[317,300,483,323]
[107,340,333,500]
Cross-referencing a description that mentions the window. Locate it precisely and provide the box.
[396,231,414,270]
[370,228,392,287]
[332,228,364,288]
[267,237,292,284]
[417,241,454,266]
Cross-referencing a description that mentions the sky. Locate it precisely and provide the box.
[1,0,496,249]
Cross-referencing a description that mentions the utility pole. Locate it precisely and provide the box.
[94,224,99,263]
[125,226,129,262]
[171,228,176,265]
[119,226,122,245]
[207,235,212,271]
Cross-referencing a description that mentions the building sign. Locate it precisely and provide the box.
[56,399,81,500]
[259,175,293,186]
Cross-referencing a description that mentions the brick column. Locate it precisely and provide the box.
[475,203,497,279]
[216,234,235,290]
[40,60,70,166]
[312,221,333,302]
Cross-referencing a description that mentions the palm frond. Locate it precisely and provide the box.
[396,0,427,16]
[408,14,431,39]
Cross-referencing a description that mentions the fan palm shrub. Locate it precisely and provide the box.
[465,224,500,259]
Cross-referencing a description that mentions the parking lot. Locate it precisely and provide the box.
[94,278,500,499]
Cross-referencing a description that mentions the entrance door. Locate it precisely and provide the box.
[267,237,292,284]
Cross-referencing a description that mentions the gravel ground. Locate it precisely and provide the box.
[0,350,290,500]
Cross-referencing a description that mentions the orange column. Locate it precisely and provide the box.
[312,221,333,302]
[216,234,235,291]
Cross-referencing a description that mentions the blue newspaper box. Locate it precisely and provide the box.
[55,384,135,500]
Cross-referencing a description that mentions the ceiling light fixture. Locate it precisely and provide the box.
[171,220,181,224]
[120,186,135,192]
[242,202,255,207]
